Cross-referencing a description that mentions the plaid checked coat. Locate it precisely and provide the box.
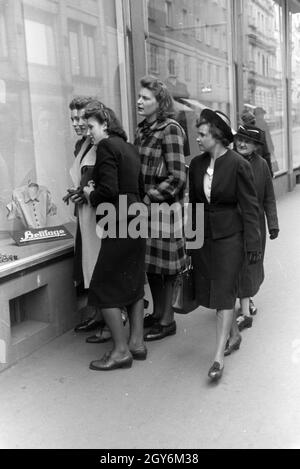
[135,118,187,275]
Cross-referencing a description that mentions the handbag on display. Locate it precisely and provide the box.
[172,257,198,314]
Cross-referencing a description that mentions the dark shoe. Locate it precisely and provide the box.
[143,314,159,328]
[208,361,224,381]
[130,347,147,360]
[249,298,257,316]
[144,321,176,341]
[74,317,104,333]
[89,353,133,371]
[237,315,253,331]
[224,335,242,356]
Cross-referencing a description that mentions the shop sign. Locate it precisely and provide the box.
[11,225,73,246]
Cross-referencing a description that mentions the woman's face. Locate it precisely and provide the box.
[78,109,89,136]
[196,124,216,153]
[87,117,108,145]
[137,87,159,121]
[235,137,256,157]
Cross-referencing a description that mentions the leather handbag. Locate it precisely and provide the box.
[172,257,198,314]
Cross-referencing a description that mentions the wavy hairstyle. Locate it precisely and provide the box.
[84,101,127,141]
[140,76,175,122]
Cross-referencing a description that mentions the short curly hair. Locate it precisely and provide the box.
[140,76,175,122]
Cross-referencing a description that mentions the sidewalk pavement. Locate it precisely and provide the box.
[0,186,300,449]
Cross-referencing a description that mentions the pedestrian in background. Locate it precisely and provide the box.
[135,76,187,342]
[189,109,261,381]
[240,109,273,177]
[234,124,279,330]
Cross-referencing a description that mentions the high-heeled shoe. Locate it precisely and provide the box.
[224,335,242,356]
[208,361,224,381]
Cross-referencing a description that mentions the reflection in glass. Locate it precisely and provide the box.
[290,3,300,168]
[145,0,233,163]
[241,0,285,173]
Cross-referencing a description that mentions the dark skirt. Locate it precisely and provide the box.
[237,215,266,298]
[191,232,244,310]
[88,236,146,308]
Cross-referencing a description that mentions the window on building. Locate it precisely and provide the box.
[82,25,96,77]
[168,51,176,75]
[68,21,96,78]
[24,18,56,66]
[184,55,191,81]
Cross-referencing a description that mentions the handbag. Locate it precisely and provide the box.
[172,257,198,314]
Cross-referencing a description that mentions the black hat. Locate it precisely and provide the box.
[235,124,264,145]
[200,108,234,143]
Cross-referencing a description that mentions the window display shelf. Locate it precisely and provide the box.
[0,223,75,279]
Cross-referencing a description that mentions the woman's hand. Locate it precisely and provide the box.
[83,180,95,200]
[247,251,262,264]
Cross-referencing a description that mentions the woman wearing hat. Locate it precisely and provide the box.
[189,110,261,381]
[234,124,279,331]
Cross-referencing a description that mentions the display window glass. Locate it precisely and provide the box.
[0,0,128,273]
[240,0,286,174]
[145,0,234,164]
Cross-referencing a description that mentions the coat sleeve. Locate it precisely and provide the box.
[236,159,261,252]
[147,123,186,202]
[89,139,119,207]
[262,160,279,231]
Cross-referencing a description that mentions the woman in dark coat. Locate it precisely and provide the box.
[134,76,187,341]
[189,109,261,381]
[82,103,146,371]
[234,124,279,330]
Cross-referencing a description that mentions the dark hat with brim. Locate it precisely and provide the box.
[235,124,264,145]
[200,108,234,143]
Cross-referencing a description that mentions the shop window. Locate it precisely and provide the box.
[240,0,286,174]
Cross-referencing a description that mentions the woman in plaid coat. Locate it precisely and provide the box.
[135,76,187,341]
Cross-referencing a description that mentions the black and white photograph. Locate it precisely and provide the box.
[0,0,299,452]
